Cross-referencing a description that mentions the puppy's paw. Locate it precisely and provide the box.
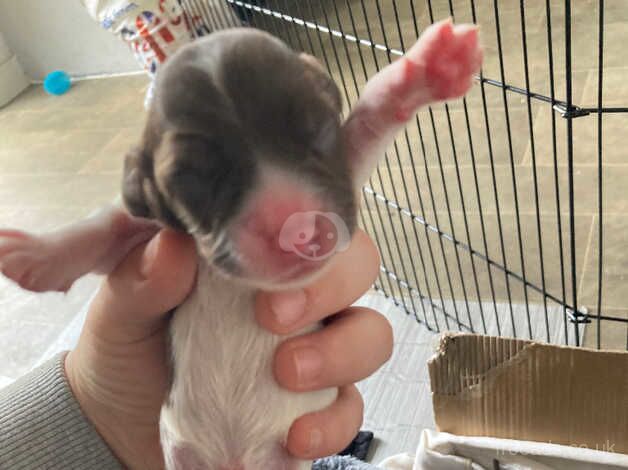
[402,18,483,105]
[0,230,73,292]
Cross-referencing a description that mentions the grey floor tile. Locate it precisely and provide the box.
[0,84,58,113]
[0,207,95,233]
[582,308,627,351]
[79,127,143,175]
[582,66,628,107]
[0,76,144,380]
[0,319,61,378]
[524,103,628,165]
[362,201,593,307]
[368,162,628,223]
[0,173,120,210]
[0,273,99,380]
[0,130,120,174]
[0,283,100,380]
[579,214,628,311]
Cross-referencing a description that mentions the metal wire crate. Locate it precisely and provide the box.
[179,0,628,350]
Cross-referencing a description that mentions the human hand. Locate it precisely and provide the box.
[256,229,393,460]
[64,228,392,469]
[65,229,197,469]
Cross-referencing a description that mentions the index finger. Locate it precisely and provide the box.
[255,229,380,335]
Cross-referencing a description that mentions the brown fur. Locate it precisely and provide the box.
[122,28,355,247]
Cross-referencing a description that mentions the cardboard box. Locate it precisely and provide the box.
[428,333,628,455]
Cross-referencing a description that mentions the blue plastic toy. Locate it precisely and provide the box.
[43,70,72,96]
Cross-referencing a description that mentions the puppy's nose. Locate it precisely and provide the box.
[231,185,335,282]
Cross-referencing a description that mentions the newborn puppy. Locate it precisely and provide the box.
[147,29,355,470]
[127,28,355,286]
[0,21,482,470]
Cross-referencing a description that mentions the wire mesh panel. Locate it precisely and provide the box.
[180,0,628,350]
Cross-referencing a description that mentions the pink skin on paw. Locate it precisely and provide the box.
[0,229,31,241]
[343,19,483,187]
[398,18,483,111]
[0,209,160,294]
[0,231,69,293]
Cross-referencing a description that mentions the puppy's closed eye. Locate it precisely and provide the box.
[153,131,254,234]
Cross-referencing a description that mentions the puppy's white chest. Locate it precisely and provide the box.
[160,261,336,470]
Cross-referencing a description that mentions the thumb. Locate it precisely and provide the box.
[87,228,198,343]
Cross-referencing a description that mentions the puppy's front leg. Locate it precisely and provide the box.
[0,206,160,292]
[344,19,483,186]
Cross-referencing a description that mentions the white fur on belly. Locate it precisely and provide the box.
[160,261,337,469]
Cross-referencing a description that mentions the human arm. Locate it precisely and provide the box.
[0,228,390,469]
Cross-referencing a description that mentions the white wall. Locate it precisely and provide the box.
[0,0,141,80]
[0,32,29,106]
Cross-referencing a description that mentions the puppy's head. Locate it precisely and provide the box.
[123,29,356,288]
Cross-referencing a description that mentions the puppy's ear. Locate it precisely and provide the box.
[122,144,186,230]
[122,147,152,218]
[299,53,342,114]
[152,131,225,234]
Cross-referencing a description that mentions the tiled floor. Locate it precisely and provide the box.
[0,75,149,382]
[0,0,627,388]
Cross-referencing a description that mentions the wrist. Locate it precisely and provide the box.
[64,350,165,470]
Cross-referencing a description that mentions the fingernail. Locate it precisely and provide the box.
[269,290,307,326]
[140,233,161,278]
[307,427,324,456]
[293,347,323,385]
